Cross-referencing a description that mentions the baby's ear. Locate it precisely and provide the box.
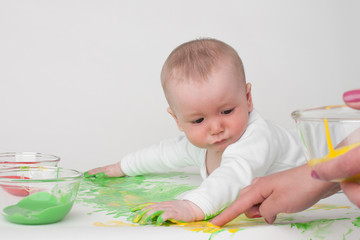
[246,83,254,112]
[167,107,184,131]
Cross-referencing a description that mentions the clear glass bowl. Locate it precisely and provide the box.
[292,105,360,181]
[0,166,82,225]
[0,152,60,168]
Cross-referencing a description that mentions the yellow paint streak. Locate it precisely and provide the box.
[308,105,360,181]
[228,229,239,233]
[308,142,360,167]
[324,118,336,157]
[206,222,220,228]
[310,204,350,211]
[93,220,137,227]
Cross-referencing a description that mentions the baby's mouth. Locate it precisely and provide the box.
[213,139,227,145]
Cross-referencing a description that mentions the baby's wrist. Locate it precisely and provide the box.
[184,200,205,220]
[116,162,125,176]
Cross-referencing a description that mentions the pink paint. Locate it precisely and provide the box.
[1,176,31,196]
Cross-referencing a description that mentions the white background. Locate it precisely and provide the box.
[0,0,359,172]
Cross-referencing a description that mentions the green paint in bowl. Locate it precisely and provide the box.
[0,167,82,225]
[3,191,74,225]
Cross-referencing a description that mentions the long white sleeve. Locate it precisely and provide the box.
[120,135,205,176]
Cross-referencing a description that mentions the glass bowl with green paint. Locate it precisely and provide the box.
[0,166,82,225]
[0,152,60,168]
[292,105,360,181]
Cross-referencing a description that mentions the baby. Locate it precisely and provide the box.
[86,38,305,224]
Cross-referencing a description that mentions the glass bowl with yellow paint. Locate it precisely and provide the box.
[292,105,360,181]
[0,152,60,168]
[0,166,82,225]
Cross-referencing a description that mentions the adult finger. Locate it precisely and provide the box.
[244,205,261,218]
[341,181,360,208]
[210,186,267,227]
[343,89,360,110]
[312,146,360,181]
[256,195,283,224]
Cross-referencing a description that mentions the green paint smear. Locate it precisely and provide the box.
[77,172,197,219]
[352,216,360,227]
[3,191,75,225]
[208,229,227,240]
[343,228,353,240]
[291,218,350,239]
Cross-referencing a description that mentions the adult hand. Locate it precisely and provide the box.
[210,164,339,227]
[311,89,360,207]
[311,146,360,208]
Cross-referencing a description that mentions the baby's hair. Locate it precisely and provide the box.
[161,38,245,91]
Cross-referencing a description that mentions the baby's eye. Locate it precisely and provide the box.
[192,118,204,124]
[221,108,234,115]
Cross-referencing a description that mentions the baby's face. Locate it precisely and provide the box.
[167,61,253,152]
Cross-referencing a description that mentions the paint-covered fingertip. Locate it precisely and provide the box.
[207,221,221,228]
[168,218,185,224]
[156,215,164,226]
[130,202,154,212]
[84,171,107,178]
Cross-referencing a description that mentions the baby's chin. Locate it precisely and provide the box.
[209,141,234,152]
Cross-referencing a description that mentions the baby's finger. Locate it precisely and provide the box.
[130,202,155,212]
[85,168,106,177]
[167,218,185,225]
[132,209,151,223]
[84,171,107,178]
[155,210,178,225]
[140,210,164,225]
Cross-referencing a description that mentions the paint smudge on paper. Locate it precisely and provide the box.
[77,172,197,218]
[76,172,360,239]
[309,203,351,211]
[291,218,350,239]
[343,228,353,239]
[352,216,360,227]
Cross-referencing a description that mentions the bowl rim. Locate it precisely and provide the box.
[291,105,360,121]
[0,152,60,164]
[0,166,83,183]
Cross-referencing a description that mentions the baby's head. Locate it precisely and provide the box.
[161,38,253,151]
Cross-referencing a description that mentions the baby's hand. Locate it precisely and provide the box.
[131,200,204,225]
[85,162,125,178]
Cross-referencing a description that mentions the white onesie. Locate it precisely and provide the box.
[120,110,306,219]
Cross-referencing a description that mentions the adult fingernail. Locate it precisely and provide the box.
[311,170,320,179]
[265,218,270,224]
[343,89,360,103]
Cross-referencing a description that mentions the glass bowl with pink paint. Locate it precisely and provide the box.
[0,166,82,225]
[292,105,360,181]
[0,152,60,168]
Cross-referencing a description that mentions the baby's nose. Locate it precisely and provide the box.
[210,120,224,135]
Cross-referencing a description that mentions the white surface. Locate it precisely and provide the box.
[0,0,359,172]
[0,173,359,240]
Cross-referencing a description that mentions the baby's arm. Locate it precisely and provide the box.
[85,136,202,178]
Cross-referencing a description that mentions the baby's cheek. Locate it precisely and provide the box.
[187,134,207,148]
